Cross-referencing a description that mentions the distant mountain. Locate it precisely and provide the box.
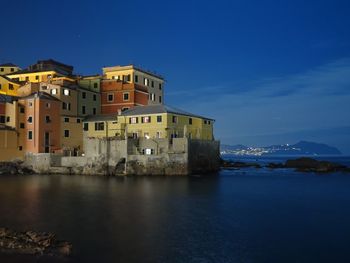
[220,141,342,156]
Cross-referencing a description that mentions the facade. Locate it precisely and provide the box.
[0,63,20,76]
[83,105,214,141]
[0,75,21,96]
[18,92,61,154]
[100,80,148,114]
[102,65,164,105]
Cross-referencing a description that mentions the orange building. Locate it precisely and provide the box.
[101,80,148,114]
[18,92,61,154]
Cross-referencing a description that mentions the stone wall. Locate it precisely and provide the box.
[25,138,220,176]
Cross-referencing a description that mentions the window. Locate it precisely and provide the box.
[82,106,86,114]
[35,75,39,80]
[93,94,97,101]
[63,89,70,96]
[93,108,96,115]
[25,77,29,81]
[122,107,129,112]
[82,92,86,99]
[0,116,5,123]
[135,75,138,83]
[123,92,129,101]
[51,89,57,95]
[11,68,14,72]
[0,84,2,89]
[93,83,98,89]
[64,130,70,138]
[144,78,149,86]
[42,86,48,90]
[19,146,23,151]
[156,131,161,138]
[189,118,192,125]
[172,116,178,123]
[27,116,33,123]
[208,120,211,125]
[159,83,162,90]
[129,117,138,124]
[144,132,150,138]
[159,96,162,103]
[46,116,51,123]
[0,68,3,72]
[62,102,71,110]
[6,116,10,122]
[141,116,151,123]
[77,118,81,123]
[94,122,104,131]
[204,120,207,124]
[150,93,155,101]
[107,93,114,102]
[20,123,25,129]
[28,101,33,107]
[151,81,154,87]
[64,117,69,123]
[20,107,25,113]
[28,131,33,140]
[127,74,131,82]
[157,116,162,123]
[9,84,14,90]
[83,123,89,131]
[46,103,50,108]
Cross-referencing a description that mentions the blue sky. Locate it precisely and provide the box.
[2,0,350,153]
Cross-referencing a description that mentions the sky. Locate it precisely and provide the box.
[1,0,350,153]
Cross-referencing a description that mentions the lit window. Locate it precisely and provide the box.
[63,89,70,96]
[51,89,57,95]
[142,116,151,123]
[130,117,138,124]
[144,78,149,86]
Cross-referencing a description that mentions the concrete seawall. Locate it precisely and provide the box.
[25,138,220,176]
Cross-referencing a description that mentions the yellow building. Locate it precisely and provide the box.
[102,65,164,105]
[0,63,20,76]
[83,105,214,141]
[0,75,21,96]
[0,125,23,161]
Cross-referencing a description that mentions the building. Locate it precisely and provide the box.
[0,75,21,96]
[0,63,21,76]
[18,92,61,154]
[6,59,73,83]
[83,104,214,141]
[100,80,149,114]
[102,65,164,106]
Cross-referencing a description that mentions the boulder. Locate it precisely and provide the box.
[285,157,348,173]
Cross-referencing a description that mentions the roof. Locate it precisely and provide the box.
[0,75,22,85]
[122,105,215,120]
[0,94,16,103]
[0,124,16,131]
[20,92,61,101]
[103,65,164,80]
[6,68,67,76]
[0,63,18,67]
[83,113,118,122]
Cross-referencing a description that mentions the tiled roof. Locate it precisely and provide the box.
[122,105,214,120]
[0,94,16,103]
[0,75,22,85]
[83,113,118,122]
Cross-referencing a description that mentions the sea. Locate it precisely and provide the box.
[0,155,350,263]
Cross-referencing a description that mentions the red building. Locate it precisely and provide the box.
[101,80,148,114]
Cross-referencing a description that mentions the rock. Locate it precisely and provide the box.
[0,227,72,257]
[221,160,261,169]
[285,157,348,173]
[0,161,34,176]
[266,163,285,169]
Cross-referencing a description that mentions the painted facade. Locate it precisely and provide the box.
[0,63,20,76]
[101,80,148,114]
[102,65,164,105]
[83,105,214,141]
[0,75,21,96]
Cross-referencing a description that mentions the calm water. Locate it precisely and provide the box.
[1,156,350,262]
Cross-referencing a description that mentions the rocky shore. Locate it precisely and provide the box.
[221,157,350,173]
[0,161,34,175]
[0,227,72,258]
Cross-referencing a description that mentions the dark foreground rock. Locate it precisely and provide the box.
[0,227,72,258]
[221,159,261,169]
[0,161,34,175]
